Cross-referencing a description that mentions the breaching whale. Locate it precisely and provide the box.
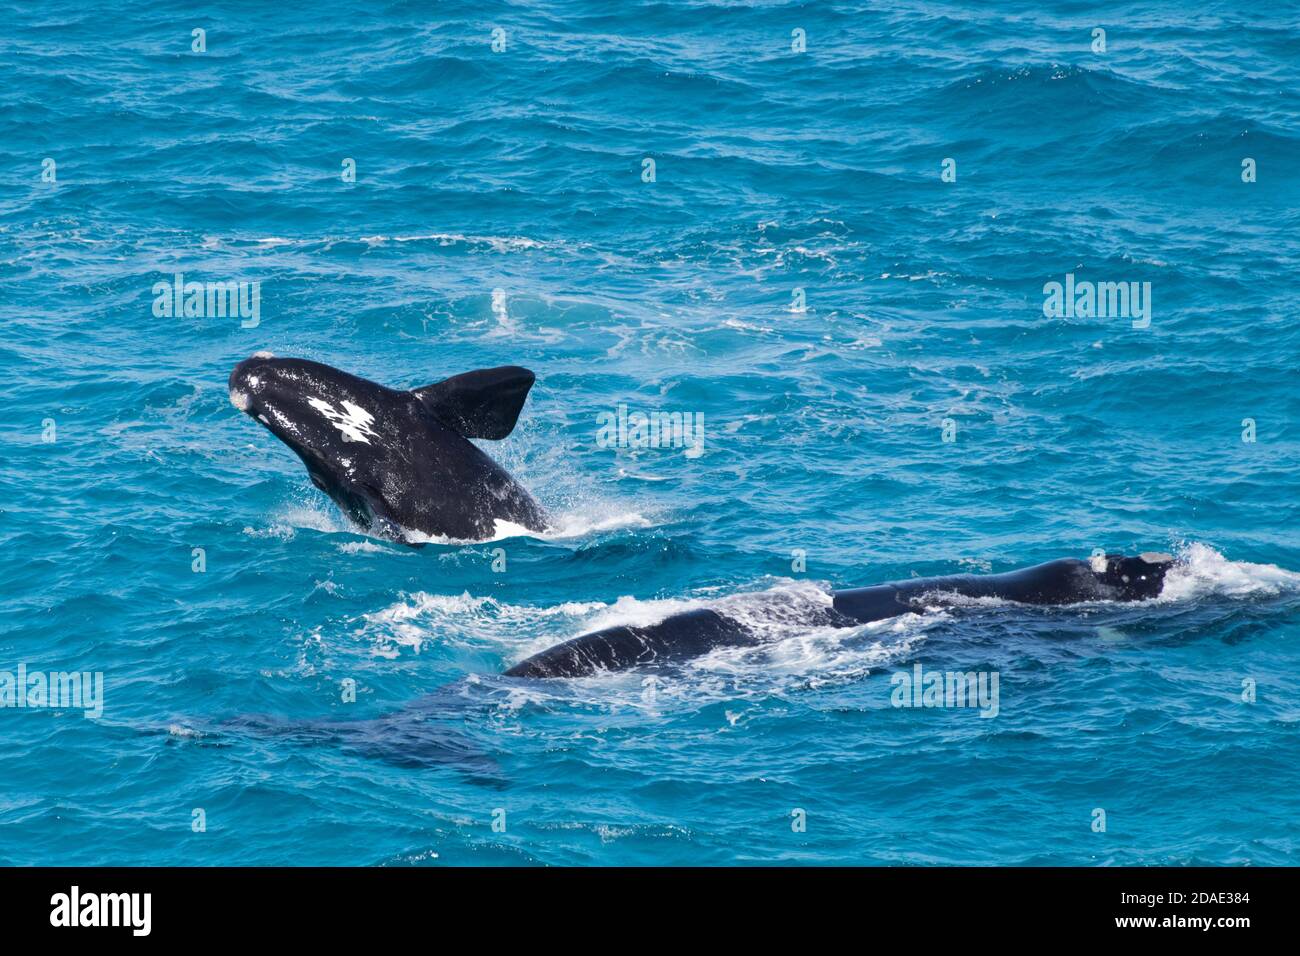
[229,353,548,542]
[505,552,1176,678]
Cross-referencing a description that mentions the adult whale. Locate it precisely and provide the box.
[229,353,548,542]
[504,552,1176,677]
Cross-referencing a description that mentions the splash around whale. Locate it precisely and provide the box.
[229,353,548,543]
[225,357,1181,679]
[505,552,1178,678]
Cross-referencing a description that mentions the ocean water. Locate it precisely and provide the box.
[2,0,1298,866]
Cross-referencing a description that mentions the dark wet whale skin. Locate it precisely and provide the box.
[505,554,1174,678]
[229,356,547,542]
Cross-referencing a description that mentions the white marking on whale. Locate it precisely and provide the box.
[307,397,379,444]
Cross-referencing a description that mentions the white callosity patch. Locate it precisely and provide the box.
[228,388,250,411]
[307,397,379,444]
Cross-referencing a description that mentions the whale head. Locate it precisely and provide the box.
[229,354,548,542]
[1094,552,1175,600]
[229,352,384,466]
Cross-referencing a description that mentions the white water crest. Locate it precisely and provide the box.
[1157,542,1300,602]
[355,591,608,658]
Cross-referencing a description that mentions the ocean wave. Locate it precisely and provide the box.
[213,232,560,255]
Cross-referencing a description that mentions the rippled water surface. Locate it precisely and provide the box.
[1,1,1298,865]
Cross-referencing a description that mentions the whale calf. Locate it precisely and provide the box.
[229,354,547,542]
[505,552,1176,678]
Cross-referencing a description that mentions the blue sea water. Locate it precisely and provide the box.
[2,0,1299,866]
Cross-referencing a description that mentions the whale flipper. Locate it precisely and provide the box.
[412,366,535,440]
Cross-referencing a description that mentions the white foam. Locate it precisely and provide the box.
[615,469,671,482]
[355,591,606,657]
[244,501,355,540]
[357,232,549,253]
[337,540,400,555]
[575,593,707,635]
[1157,542,1300,602]
[534,509,654,540]
[722,318,775,333]
[688,610,937,691]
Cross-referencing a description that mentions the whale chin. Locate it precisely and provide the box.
[229,387,251,412]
